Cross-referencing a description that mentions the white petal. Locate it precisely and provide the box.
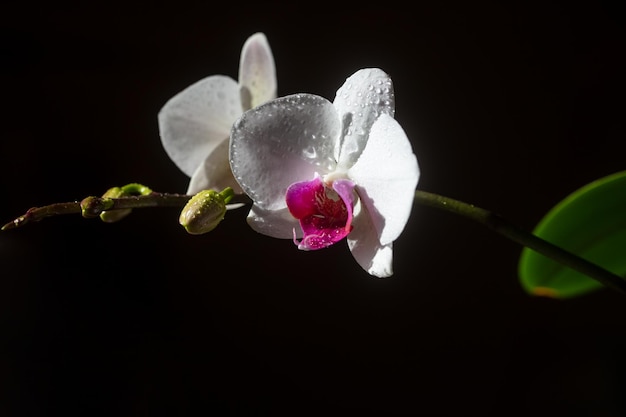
[187,138,243,195]
[347,202,394,277]
[230,94,341,211]
[158,75,242,177]
[348,113,419,245]
[246,205,301,239]
[239,33,277,110]
[333,68,395,168]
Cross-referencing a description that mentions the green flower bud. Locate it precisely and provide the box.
[179,188,234,235]
[99,186,132,223]
[81,196,114,218]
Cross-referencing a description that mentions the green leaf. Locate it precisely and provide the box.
[519,171,626,298]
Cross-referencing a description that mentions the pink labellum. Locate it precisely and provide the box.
[286,176,356,250]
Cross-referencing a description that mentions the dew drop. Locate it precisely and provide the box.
[303,146,317,159]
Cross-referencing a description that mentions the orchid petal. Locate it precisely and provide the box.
[230,93,341,211]
[246,205,301,239]
[239,32,277,110]
[333,68,395,168]
[348,113,419,245]
[187,138,243,195]
[158,75,242,177]
[348,202,394,278]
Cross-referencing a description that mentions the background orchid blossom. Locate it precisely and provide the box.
[230,68,420,277]
[158,32,276,195]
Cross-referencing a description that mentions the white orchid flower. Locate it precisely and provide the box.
[158,32,276,195]
[230,68,420,277]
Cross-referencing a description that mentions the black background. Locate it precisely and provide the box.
[2,2,626,416]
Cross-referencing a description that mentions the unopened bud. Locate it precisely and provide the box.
[179,188,234,235]
[81,196,113,218]
[99,187,132,223]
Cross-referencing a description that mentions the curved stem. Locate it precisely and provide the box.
[1,191,252,231]
[415,190,626,295]
[4,185,625,296]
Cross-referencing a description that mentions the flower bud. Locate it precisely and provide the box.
[99,187,132,223]
[179,188,234,235]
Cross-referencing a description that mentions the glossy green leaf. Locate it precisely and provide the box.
[519,171,626,298]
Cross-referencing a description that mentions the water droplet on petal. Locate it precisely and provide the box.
[303,146,317,159]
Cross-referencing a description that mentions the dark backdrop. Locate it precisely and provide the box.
[2,2,626,416]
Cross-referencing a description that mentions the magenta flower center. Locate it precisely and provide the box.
[286,176,356,250]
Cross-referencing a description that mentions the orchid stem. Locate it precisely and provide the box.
[414,190,626,295]
[5,185,625,296]
[1,191,250,231]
